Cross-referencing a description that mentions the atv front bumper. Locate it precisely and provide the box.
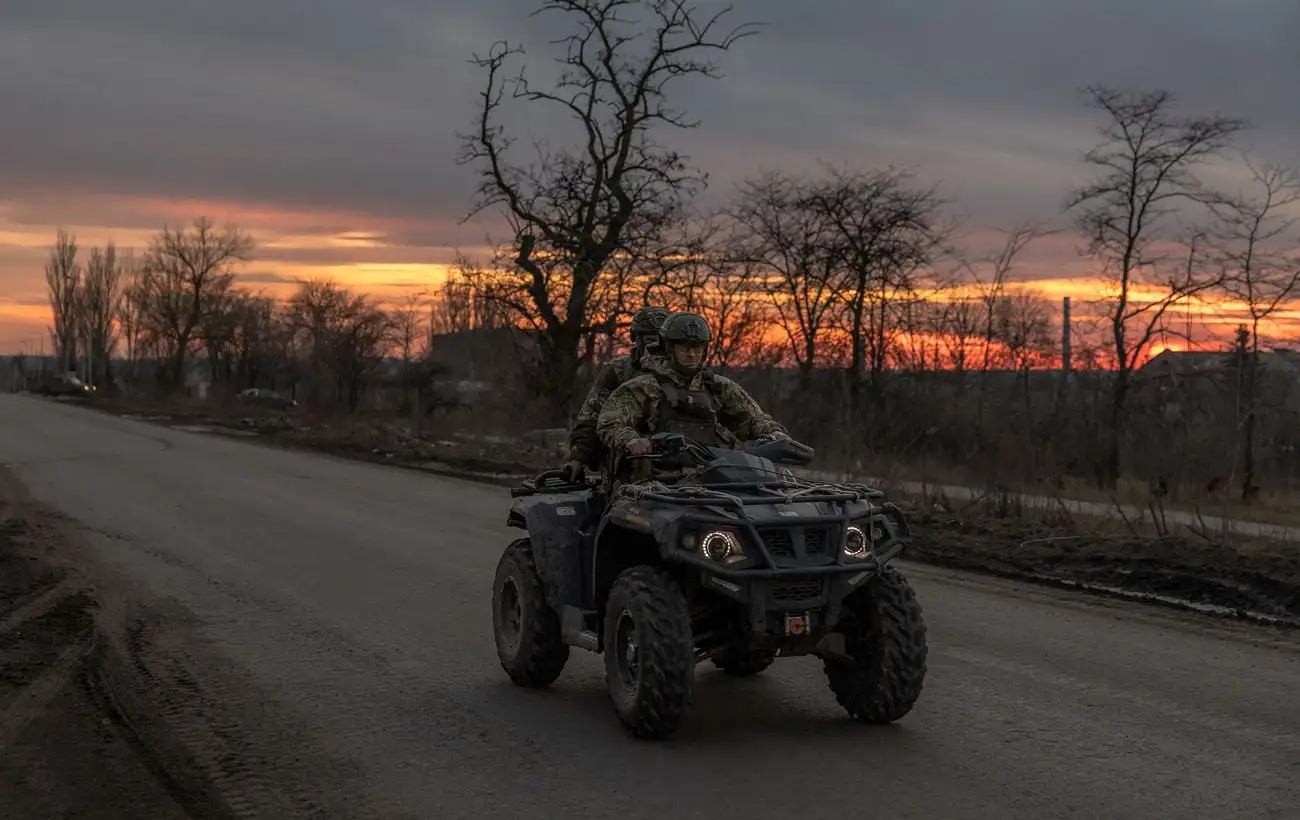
[690,536,906,650]
[700,564,878,641]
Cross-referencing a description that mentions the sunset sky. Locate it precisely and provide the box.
[2,0,1298,354]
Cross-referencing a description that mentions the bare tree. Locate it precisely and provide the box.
[390,290,427,412]
[992,290,1057,373]
[952,223,1055,435]
[44,229,82,373]
[80,242,127,388]
[136,218,255,390]
[694,246,769,370]
[456,0,758,422]
[211,290,283,391]
[430,262,491,336]
[283,279,393,412]
[892,296,946,373]
[808,165,949,406]
[1065,85,1247,486]
[964,224,1056,372]
[732,170,841,387]
[196,285,246,388]
[635,215,768,368]
[1210,154,1300,501]
[117,259,152,385]
[391,291,429,363]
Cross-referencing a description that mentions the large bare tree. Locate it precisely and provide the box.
[808,164,949,405]
[1209,154,1300,501]
[44,229,82,373]
[135,218,254,390]
[457,0,758,422]
[1065,85,1247,486]
[80,242,127,388]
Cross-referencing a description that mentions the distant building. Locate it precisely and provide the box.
[1136,347,1300,417]
[1139,348,1300,381]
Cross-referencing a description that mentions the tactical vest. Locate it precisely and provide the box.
[652,372,729,445]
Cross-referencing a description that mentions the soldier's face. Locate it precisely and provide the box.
[671,342,706,371]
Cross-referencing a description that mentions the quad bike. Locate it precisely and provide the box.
[491,431,928,740]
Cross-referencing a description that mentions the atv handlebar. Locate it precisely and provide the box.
[745,436,815,466]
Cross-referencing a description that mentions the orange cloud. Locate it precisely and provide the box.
[0,300,50,354]
[0,192,495,350]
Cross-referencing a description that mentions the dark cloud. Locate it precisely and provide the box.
[236,271,299,285]
[0,0,1296,242]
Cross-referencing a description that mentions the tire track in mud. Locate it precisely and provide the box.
[0,640,94,749]
[99,610,341,820]
[0,573,96,744]
[0,573,88,635]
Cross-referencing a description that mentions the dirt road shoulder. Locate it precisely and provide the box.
[0,466,366,820]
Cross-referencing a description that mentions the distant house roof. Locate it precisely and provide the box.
[1139,348,1300,379]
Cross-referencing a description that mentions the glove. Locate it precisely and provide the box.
[755,431,791,444]
[561,459,585,483]
[625,437,652,456]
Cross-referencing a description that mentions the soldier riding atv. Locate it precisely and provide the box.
[491,313,928,740]
[561,305,671,483]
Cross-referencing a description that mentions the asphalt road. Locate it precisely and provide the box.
[2,394,1298,820]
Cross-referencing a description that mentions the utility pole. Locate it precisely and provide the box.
[1061,296,1072,374]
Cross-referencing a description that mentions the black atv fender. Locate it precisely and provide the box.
[590,502,665,612]
[519,497,592,612]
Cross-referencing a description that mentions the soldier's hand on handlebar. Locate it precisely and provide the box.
[625,437,652,456]
[560,459,585,482]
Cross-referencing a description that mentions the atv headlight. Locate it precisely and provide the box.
[698,530,742,562]
[843,525,869,558]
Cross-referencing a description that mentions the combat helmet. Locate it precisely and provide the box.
[658,312,712,374]
[629,306,671,341]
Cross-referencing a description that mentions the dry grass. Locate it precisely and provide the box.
[876,460,1300,532]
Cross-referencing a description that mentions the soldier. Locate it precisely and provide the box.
[597,312,789,460]
[561,305,671,482]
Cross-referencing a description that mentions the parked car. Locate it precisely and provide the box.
[32,373,95,398]
[237,387,297,410]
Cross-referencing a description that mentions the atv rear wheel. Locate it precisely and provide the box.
[492,539,569,687]
[823,567,927,723]
[603,566,694,740]
[710,647,778,676]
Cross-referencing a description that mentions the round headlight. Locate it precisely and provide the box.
[843,525,868,557]
[700,531,738,561]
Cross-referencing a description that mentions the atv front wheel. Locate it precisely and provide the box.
[710,647,778,677]
[823,567,927,723]
[492,539,569,687]
[603,566,695,739]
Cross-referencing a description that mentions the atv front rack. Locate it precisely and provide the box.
[634,478,908,574]
[637,478,884,508]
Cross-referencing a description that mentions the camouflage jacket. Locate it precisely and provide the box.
[568,354,645,466]
[596,356,787,453]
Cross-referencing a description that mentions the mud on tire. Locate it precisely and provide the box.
[492,539,569,688]
[710,647,777,677]
[823,566,927,723]
[603,566,695,740]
